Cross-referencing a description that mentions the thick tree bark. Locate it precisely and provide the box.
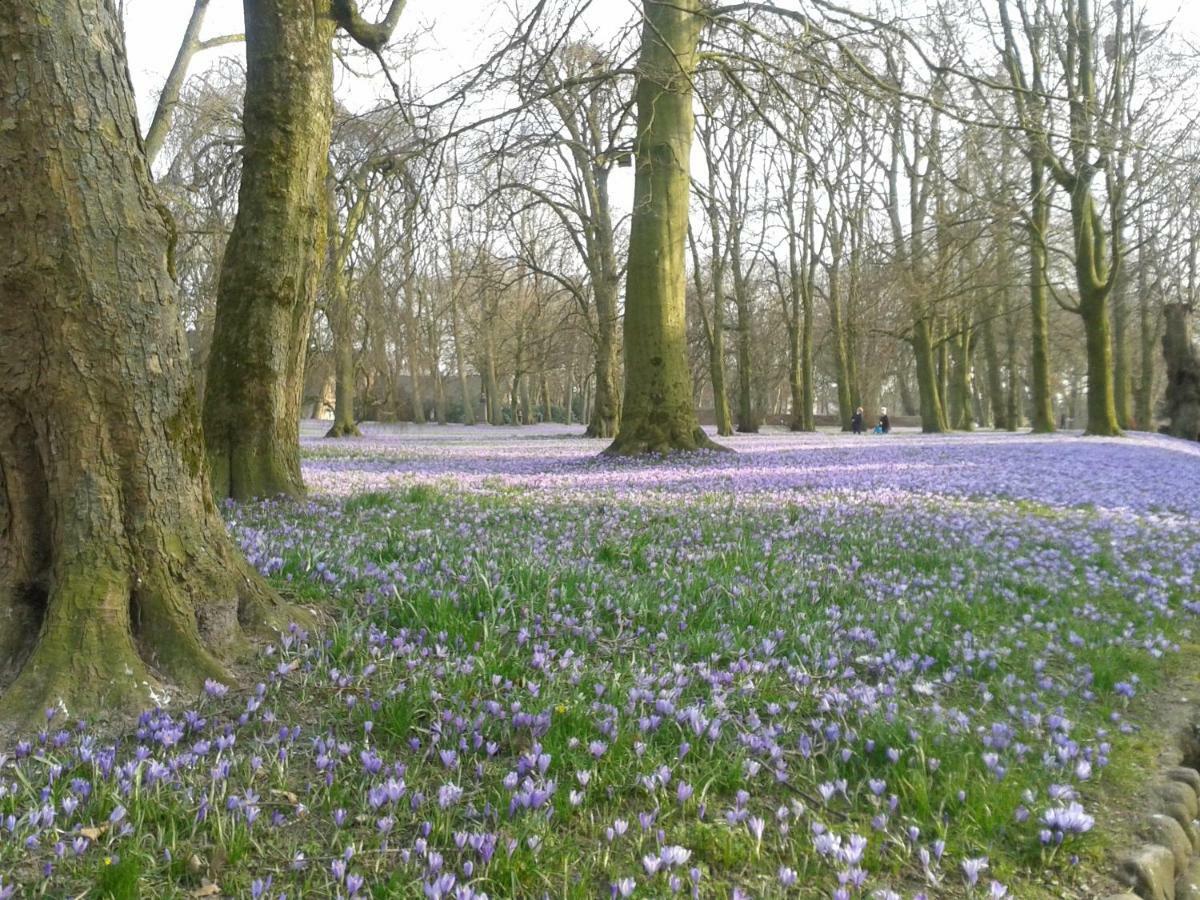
[0,0,288,728]
[1162,303,1200,441]
[203,0,335,499]
[203,0,406,496]
[607,0,722,454]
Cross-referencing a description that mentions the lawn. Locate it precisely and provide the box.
[3,425,1199,898]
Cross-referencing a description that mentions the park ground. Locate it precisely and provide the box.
[2,424,1200,898]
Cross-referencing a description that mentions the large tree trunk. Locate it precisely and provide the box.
[1072,183,1122,436]
[1162,303,1200,441]
[912,318,948,433]
[0,0,288,728]
[607,0,721,454]
[203,0,335,499]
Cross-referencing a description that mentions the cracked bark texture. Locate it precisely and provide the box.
[0,0,288,729]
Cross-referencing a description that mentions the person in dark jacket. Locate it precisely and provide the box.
[878,407,891,434]
[851,407,864,434]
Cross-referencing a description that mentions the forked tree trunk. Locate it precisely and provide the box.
[203,0,336,499]
[607,0,723,455]
[0,0,289,728]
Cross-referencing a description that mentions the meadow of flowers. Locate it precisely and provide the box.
[2,424,1199,898]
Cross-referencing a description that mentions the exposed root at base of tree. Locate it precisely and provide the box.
[603,425,731,456]
[325,421,363,438]
[0,540,312,737]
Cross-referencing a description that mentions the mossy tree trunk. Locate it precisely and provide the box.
[607,0,723,454]
[202,0,407,499]
[0,0,289,729]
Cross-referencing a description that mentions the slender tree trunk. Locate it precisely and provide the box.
[0,0,290,727]
[951,325,974,431]
[145,0,222,167]
[450,292,475,425]
[564,363,574,425]
[585,180,622,438]
[1112,270,1132,428]
[405,298,425,425]
[733,283,756,432]
[587,282,621,438]
[484,333,502,425]
[203,0,335,500]
[897,367,917,418]
[607,0,721,454]
[827,257,854,431]
[800,271,815,432]
[326,303,360,437]
[1028,162,1056,433]
[786,319,803,432]
[981,312,1008,430]
[1134,212,1157,430]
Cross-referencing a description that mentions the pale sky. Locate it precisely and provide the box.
[123,0,1200,134]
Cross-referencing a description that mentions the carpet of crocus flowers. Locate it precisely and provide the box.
[3,423,1200,899]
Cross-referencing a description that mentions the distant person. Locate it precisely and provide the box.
[851,407,864,434]
[878,407,891,434]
